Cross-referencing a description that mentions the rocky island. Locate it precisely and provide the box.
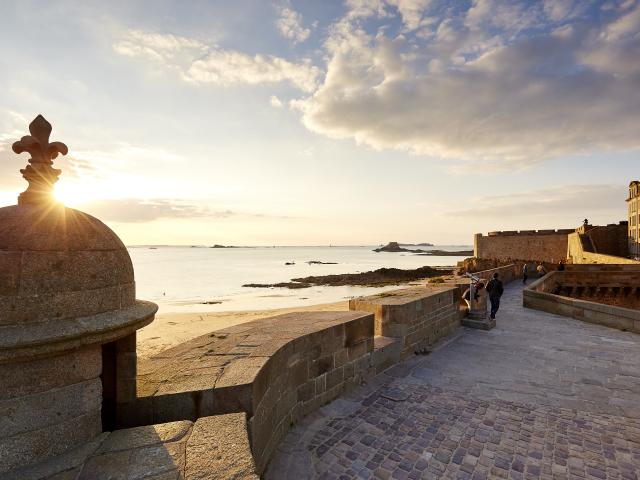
[374,242,471,256]
[243,265,451,289]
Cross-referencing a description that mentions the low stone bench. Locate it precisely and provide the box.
[121,310,374,473]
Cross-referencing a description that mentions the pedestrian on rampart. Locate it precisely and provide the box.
[536,263,547,277]
[522,263,528,284]
[486,273,504,320]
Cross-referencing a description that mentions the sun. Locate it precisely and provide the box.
[54,183,99,207]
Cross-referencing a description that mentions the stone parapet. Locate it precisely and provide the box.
[524,270,640,333]
[127,310,374,473]
[474,230,570,263]
[349,286,460,358]
[568,231,640,265]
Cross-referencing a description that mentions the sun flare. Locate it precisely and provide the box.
[54,183,100,207]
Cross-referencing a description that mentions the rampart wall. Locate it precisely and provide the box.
[474,230,572,263]
[115,265,520,476]
[567,232,640,265]
[586,223,628,257]
[524,269,640,333]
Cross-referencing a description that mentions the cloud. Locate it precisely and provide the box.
[276,4,311,43]
[447,184,627,218]
[78,198,299,223]
[114,30,320,92]
[270,95,284,108]
[293,0,640,168]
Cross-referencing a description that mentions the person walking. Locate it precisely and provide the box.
[486,272,504,320]
[522,263,528,284]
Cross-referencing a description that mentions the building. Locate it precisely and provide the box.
[627,180,640,258]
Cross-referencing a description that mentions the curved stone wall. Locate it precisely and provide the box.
[128,311,375,473]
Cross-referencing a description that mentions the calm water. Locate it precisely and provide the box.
[128,245,470,313]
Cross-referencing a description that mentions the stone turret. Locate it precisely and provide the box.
[0,115,158,475]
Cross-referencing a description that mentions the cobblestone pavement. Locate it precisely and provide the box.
[266,283,640,479]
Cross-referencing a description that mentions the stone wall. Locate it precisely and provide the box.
[524,270,640,333]
[128,311,376,473]
[116,269,509,475]
[349,286,460,358]
[587,223,628,257]
[567,232,640,265]
[474,230,571,263]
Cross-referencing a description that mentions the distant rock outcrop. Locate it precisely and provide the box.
[374,242,413,252]
[243,265,452,289]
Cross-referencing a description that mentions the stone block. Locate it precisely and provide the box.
[0,346,101,401]
[333,348,349,367]
[0,378,101,437]
[347,340,369,361]
[297,380,315,402]
[309,355,333,377]
[186,414,257,479]
[315,374,327,394]
[81,441,185,479]
[97,421,192,453]
[0,410,101,473]
[344,315,374,347]
[287,360,309,390]
[343,360,355,379]
[326,366,345,390]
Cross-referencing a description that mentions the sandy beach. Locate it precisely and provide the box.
[137,300,350,359]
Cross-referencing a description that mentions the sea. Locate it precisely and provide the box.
[128,245,471,314]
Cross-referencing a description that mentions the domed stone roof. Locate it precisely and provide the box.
[0,115,156,362]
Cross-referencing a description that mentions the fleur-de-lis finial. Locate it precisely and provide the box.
[12,114,67,205]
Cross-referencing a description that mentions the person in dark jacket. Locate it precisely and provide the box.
[522,263,528,284]
[486,273,504,319]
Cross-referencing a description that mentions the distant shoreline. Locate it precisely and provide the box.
[127,244,473,249]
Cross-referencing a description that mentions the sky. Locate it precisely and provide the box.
[0,0,638,245]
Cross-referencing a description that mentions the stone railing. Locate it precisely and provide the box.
[524,270,640,333]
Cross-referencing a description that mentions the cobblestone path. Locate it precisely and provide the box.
[266,283,640,479]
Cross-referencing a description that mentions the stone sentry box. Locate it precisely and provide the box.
[0,116,157,475]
